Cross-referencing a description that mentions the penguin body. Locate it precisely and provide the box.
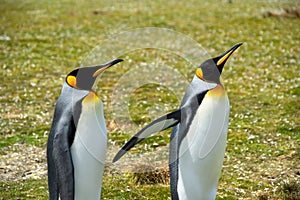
[113,43,242,199]
[70,91,107,200]
[47,59,123,200]
[171,84,229,200]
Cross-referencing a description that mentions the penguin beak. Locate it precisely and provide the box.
[93,58,123,77]
[215,42,243,68]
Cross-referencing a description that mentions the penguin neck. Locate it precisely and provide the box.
[82,91,100,105]
[206,84,226,97]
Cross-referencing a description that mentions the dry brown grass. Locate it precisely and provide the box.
[132,164,170,185]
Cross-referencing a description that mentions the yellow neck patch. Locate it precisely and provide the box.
[207,84,226,97]
[67,75,77,87]
[82,91,100,104]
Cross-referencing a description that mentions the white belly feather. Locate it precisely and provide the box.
[70,100,107,200]
[178,94,229,200]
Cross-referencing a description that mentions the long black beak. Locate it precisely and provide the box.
[214,42,243,72]
[93,58,124,77]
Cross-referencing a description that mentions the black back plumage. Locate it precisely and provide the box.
[47,85,88,200]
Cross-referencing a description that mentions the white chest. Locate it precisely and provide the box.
[70,100,107,200]
[177,94,230,200]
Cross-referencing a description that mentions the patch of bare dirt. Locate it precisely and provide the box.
[263,7,300,18]
[0,144,47,182]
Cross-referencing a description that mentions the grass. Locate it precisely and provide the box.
[0,0,299,199]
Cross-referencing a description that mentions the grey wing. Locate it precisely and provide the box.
[113,109,181,162]
[48,115,76,200]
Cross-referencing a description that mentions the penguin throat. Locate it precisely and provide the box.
[207,84,226,97]
[82,91,100,104]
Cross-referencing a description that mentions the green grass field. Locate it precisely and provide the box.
[0,0,299,199]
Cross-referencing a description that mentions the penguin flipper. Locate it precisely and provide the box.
[113,109,181,162]
[51,120,76,199]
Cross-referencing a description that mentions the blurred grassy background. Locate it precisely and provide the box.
[0,0,299,199]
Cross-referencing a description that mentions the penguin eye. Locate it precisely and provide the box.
[196,68,204,80]
[67,75,77,87]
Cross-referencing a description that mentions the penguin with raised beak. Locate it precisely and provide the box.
[47,59,123,200]
[113,43,242,199]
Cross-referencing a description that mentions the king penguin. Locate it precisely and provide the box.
[47,58,123,200]
[113,43,242,199]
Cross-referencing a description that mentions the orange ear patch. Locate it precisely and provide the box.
[196,68,204,80]
[67,75,77,87]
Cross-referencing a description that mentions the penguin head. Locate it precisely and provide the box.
[196,42,242,84]
[66,59,123,90]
